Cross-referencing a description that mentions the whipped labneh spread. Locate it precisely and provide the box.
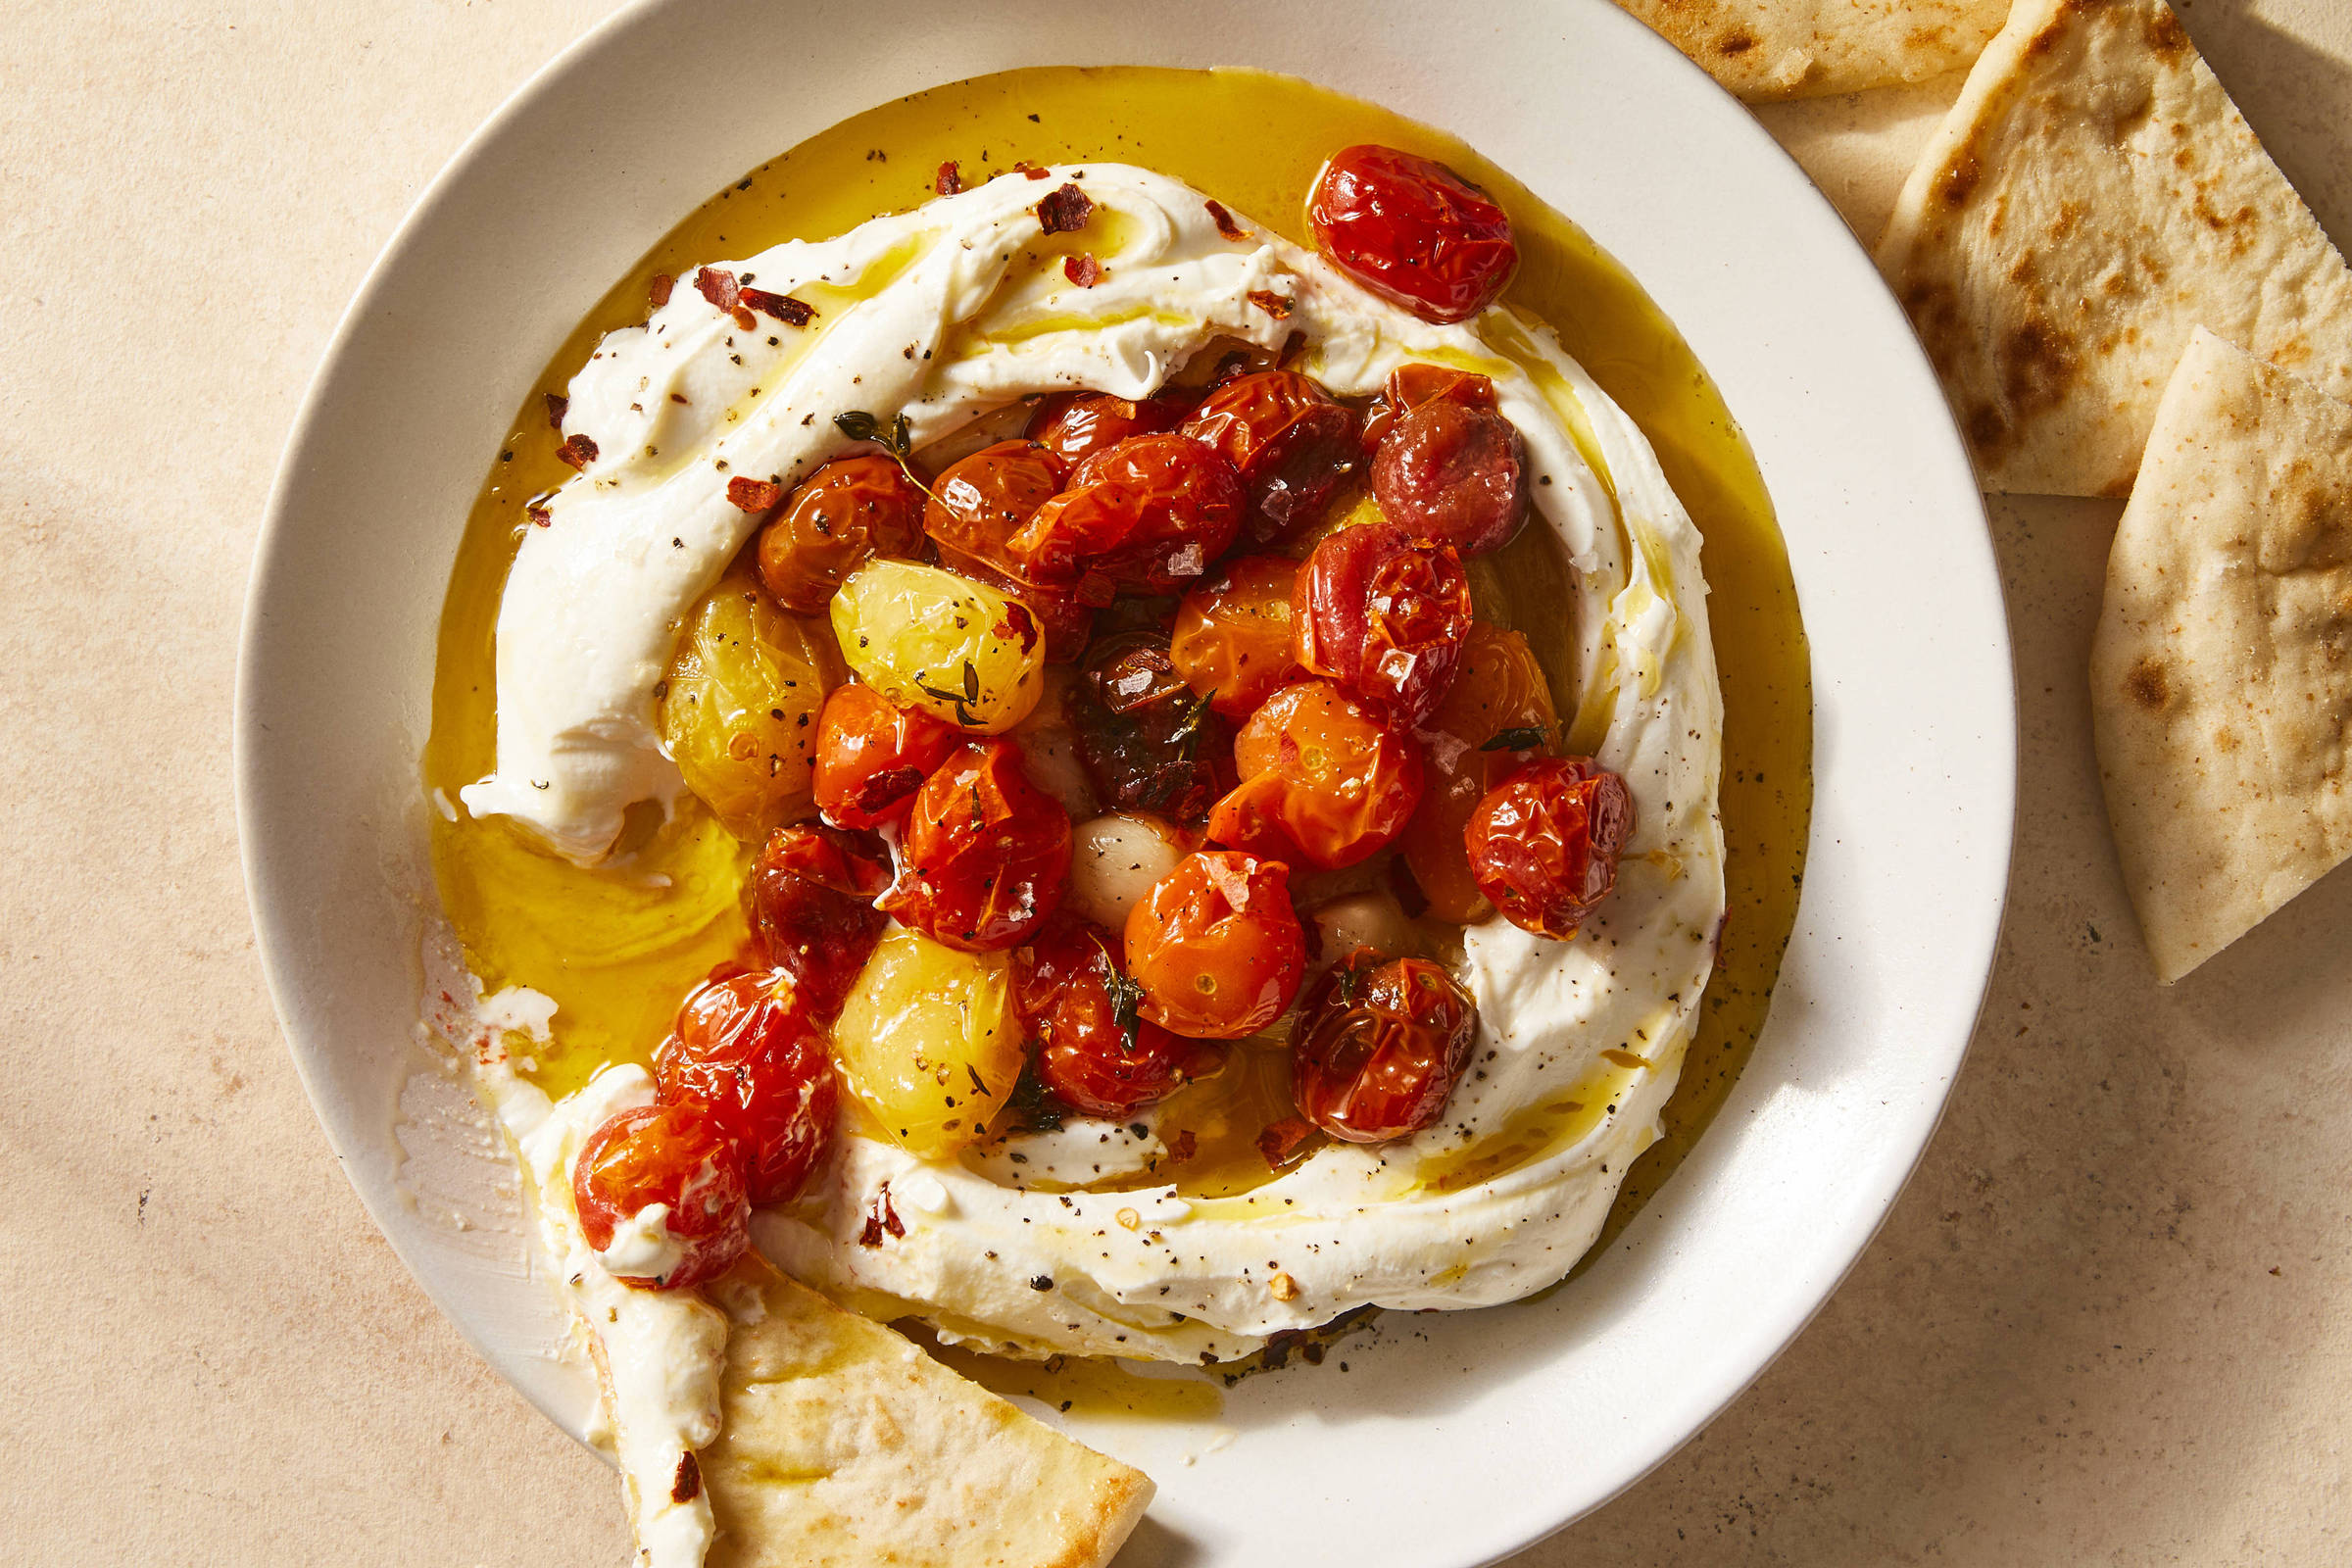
[452,164,1726,1369]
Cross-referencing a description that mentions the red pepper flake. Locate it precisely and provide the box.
[993,602,1040,656]
[858,1186,906,1247]
[543,392,567,431]
[694,266,742,313]
[730,305,757,331]
[1204,199,1248,242]
[1036,182,1093,235]
[526,503,552,528]
[1014,161,1052,181]
[741,287,815,327]
[556,433,599,470]
[1257,1115,1315,1169]
[670,1451,702,1504]
[934,160,962,196]
[1248,289,1295,319]
[853,766,926,813]
[1062,254,1102,288]
[648,272,674,308]
[726,475,784,513]
[1168,1128,1199,1164]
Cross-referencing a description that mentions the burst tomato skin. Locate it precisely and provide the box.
[1207,680,1425,869]
[571,1102,751,1291]
[653,972,837,1205]
[1397,625,1559,922]
[1026,390,1190,466]
[1014,916,1210,1118]
[1011,433,1244,592]
[1307,145,1519,323]
[923,440,1068,582]
[1124,850,1306,1039]
[1179,370,1361,544]
[746,823,893,1022]
[1292,518,1473,728]
[1359,364,1499,452]
[880,738,1073,952]
[1069,633,1232,821]
[1290,948,1479,1144]
[811,682,958,830]
[1369,398,1532,557]
[1169,555,1299,719]
[1463,757,1636,940]
[757,455,928,613]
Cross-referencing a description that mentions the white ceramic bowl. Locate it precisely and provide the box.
[236,2,2013,1563]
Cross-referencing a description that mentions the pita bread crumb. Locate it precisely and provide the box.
[1877,0,2352,496]
[2090,327,2352,982]
[1615,0,2009,101]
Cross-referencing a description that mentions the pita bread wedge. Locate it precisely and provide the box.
[1615,0,2010,101]
[1877,0,2352,496]
[2090,326,2352,983]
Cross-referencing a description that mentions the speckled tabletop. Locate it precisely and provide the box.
[6,3,2348,1563]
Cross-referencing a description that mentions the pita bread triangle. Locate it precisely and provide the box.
[2090,326,2352,983]
[1877,0,2352,497]
[1615,0,2011,101]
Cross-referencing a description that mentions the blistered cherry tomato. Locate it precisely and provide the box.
[1371,399,1531,556]
[1397,625,1559,922]
[1206,680,1424,869]
[1180,371,1361,544]
[924,440,1068,581]
[1014,916,1212,1118]
[1169,555,1299,719]
[746,823,892,1021]
[1307,145,1519,324]
[571,1102,750,1290]
[1464,757,1635,940]
[1292,518,1472,728]
[810,682,958,830]
[1069,633,1231,820]
[1027,389,1189,466]
[880,737,1072,951]
[654,972,837,1205]
[757,455,927,613]
[1359,364,1499,452]
[1290,948,1478,1144]
[1011,433,1243,592]
[1124,850,1306,1039]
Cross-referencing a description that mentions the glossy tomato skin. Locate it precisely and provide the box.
[880,737,1073,952]
[746,823,893,1022]
[1464,757,1636,940]
[654,972,837,1205]
[923,440,1068,582]
[1011,433,1244,592]
[1292,518,1473,728]
[757,455,927,613]
[571,1102,751,1290]
[1180,371,1361,545]
[1397,625,1559,922]
[1124,850,1307,1039]
[1208,680,1425,869]
[1027,390,1189,466]
[811,682,958,830]
[1359,364,1499,452]
[933,544,1096,663]
[1290,948,1479,1143]
[1307,145,1519,324]
[1169,555,1299,719]
[1014,916,1212,1118]
[1370,399,1532,556]
[1069,633,1232,821]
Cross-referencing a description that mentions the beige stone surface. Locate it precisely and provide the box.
[1,3,2346,1564]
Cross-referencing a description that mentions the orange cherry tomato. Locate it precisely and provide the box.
[923,439,1068,582]
[756,455,927,613]
[1397,625,1559,922]
[1463,757,1636,940]
[1169,555,1299,719]
[1307,145,1519,324]
[1292,518,1472,728]
[1014,916,1215,1118]
[1370,398,1531,557]
[1010,433,1244,592]
[1359,364,1499,452]
[1070,633,1233,820]
[811,682,958,830]
[570,1102,750,1290]
[1124,850,1306,1039]
[1180,370,1361,544]
[1026,389,1189,466]
[746,822,892,1022]
[653,972,837,1205]
[880,737,1072,951]
[1290,948,1478,1143]
[1207,680,1424,869]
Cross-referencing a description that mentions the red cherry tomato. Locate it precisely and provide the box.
[653,972,837,1205]
[1292,518,1473,728]
[1180,370,1361,544]
[1307,145,1519,324]
[1208,680,1424,869]
[1014,916,1214,1117]
[1026,389,1189,466]
[1169,555,1300,720]
[1370,399,1532,557]
[1396,625,1559,923]
[1069,632,1232,821]
[746,823,892,1021]
[880,738,1072,951]
[756,455,927,613]
[923,440,1068,582]
[1010,433,1244,592]
[1463,758,1636,940]
[1124,850,1307,1039]
[811,682,958,830]
[1359,364,1499,452]
[570,1101,750,1290]
[1290,948,1478,1144]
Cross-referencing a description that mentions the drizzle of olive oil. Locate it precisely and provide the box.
[923,1338,1225,1423]
[422,68,1812,1251]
